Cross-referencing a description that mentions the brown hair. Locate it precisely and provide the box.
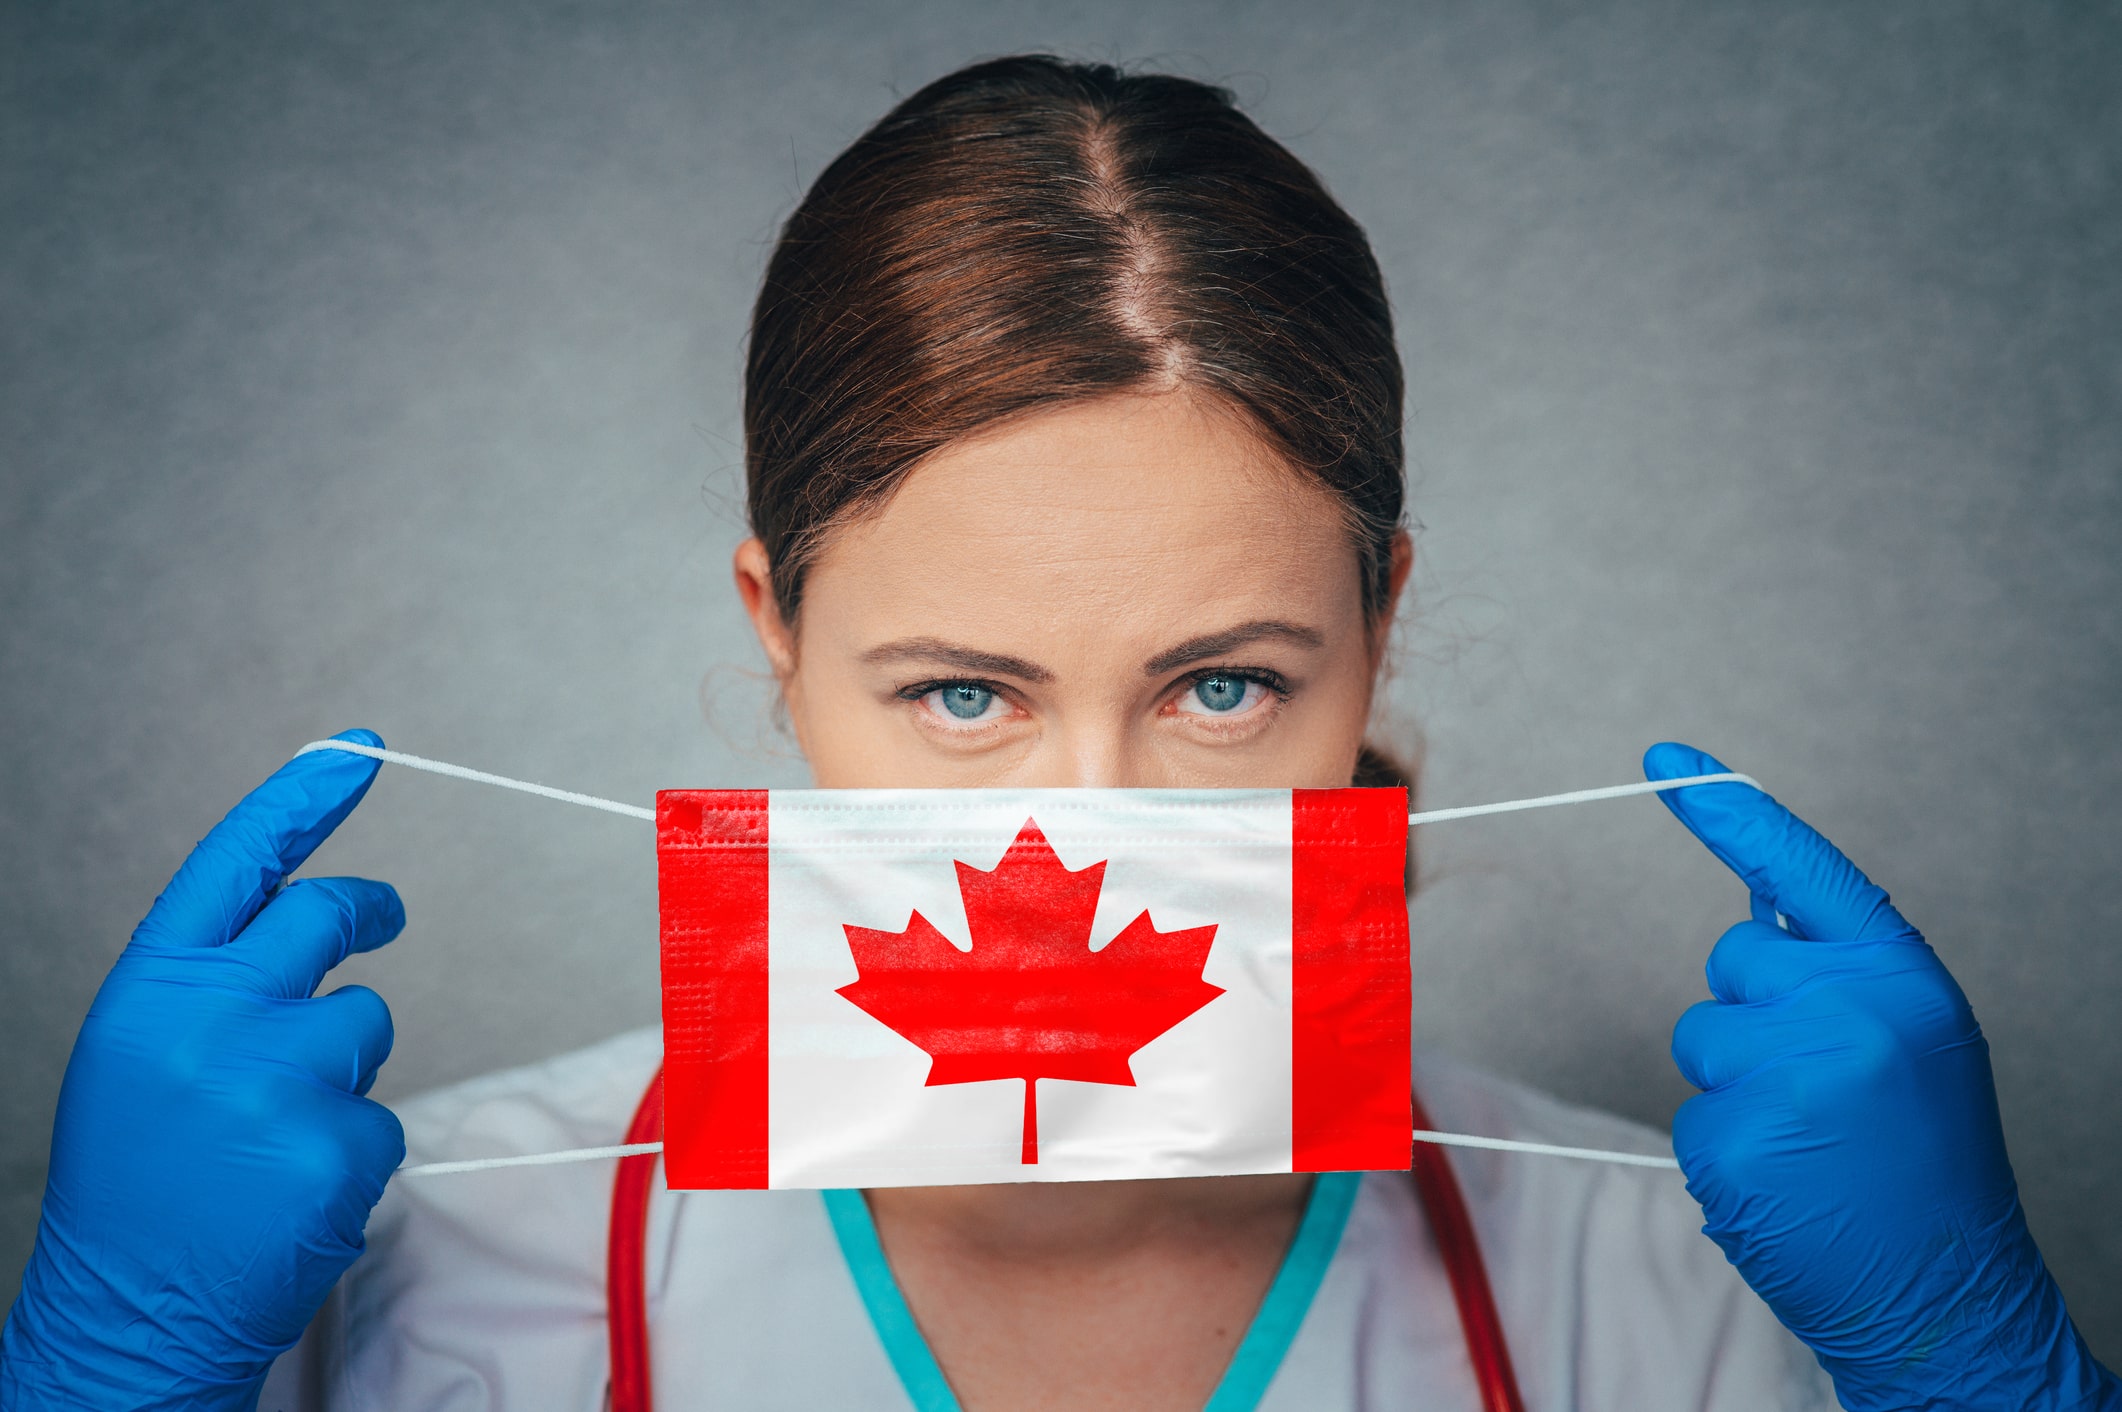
[743,54,1412,791]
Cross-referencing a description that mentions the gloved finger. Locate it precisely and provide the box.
[1672,998,1777,1091]
[1675,976,1918,1094]
[132,728,387,951]
[276,1084,408,1220]
[1670,994,1846,1092]
[329,1095,408,1208]
[262,984,396,1095]
[1644,742,1916,945]
[221,878,406,999]
[1704,920,1876,1004]
[1665,1084,1794,1211]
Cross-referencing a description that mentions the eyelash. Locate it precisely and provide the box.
[1177,666,1292,704]
[896,678,1004,706]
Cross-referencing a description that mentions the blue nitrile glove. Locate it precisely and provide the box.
[1,731,406,1411]
[1647,743,2118,1412]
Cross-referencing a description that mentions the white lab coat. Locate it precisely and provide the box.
[261,1027,1837,1411]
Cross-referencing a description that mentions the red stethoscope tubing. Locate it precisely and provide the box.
[605,1068,1524,1412]
[1405,1086,1527,1412]
[606,1070,663,1412]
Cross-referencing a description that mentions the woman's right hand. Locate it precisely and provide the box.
[0,731,406,1411]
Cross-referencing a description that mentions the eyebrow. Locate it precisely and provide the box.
[858,620,1327,684]
[858,637,1056,683]
[1141,620,1326,675]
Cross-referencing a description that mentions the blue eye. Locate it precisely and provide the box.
[1191,675,1252,713]
[914,681,1010,728]
[1173,673,1277,720]
[937,684,995,720]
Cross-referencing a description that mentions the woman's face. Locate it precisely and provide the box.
[735,390,1409,791]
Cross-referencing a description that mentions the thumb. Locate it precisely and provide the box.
[135,729,387,951]
[1645,742,1916,945]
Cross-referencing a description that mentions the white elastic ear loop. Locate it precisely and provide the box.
[297,738,1756,832]
[300,738,1760,1177]
[1405,773,1759,827]
[295,740,654,820]
[398,1131,1681,1177]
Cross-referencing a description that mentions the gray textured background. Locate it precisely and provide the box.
[4,0,2118,1360]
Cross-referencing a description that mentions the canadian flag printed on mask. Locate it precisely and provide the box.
[656,787,1411,1189]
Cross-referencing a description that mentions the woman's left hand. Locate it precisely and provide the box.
[1646,743,2117,1412]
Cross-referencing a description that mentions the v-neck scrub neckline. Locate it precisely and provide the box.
[821,1172,1362,1412]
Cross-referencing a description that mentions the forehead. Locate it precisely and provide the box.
[798,391,1364,652]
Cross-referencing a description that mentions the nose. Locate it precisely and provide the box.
[1039,715,1149,789]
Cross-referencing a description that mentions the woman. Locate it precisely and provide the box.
[3,56,2109,1412]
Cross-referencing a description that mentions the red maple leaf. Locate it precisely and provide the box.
[836,819,1224,1164]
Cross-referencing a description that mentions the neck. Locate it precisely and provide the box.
[864,1173,1313,1266]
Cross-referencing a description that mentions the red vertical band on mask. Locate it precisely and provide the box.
[657,789,770,1189]
[1292,787,1413,1172]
